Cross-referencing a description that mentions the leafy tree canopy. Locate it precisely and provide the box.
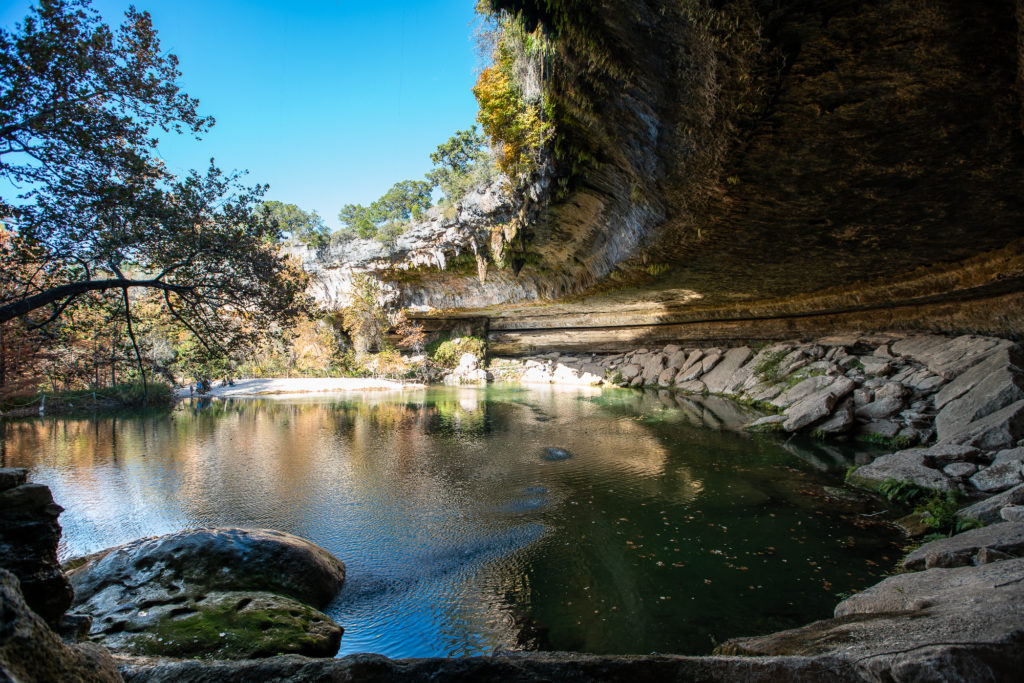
[0,0,308,363]
[262,200,328,249]
[336,179,432,243]
[426,126,489,200]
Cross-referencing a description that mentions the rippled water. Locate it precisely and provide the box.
[0,385,901,657]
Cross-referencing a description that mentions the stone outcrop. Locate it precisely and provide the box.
[0,467,73,626]
[717,556,1024,681]
[0,569,122,683]
[68,528,346,659]
[901,522,1024,571]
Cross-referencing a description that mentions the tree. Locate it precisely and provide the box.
[262,201,328,249]
[335,179,432,243]
[0,0,309,387]
[426,127,491,202]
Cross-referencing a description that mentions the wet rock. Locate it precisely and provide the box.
[0,475,73,626]
[676,380,707,394]
[701,346,753,394]
[97,590,342,659]
[848,450,955,492]
[0,569,122,683]
[902,523,1024,570]
[956,484,1024,524]
[747,414,787,431]
[542,447,572,461]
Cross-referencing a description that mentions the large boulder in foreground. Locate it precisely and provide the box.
[0,569,122,683]
[69,528,346,659]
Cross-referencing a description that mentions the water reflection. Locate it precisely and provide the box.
[1,385,899,657]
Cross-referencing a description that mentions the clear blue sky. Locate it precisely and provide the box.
[1,0,483,229]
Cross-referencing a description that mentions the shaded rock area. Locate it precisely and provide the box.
[0,569,122,683]
[68,528,346,659]
[0,467,73,626]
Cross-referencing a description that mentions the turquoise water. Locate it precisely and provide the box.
[0,384,901,657]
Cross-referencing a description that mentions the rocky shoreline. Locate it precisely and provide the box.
[3,332,1024,681]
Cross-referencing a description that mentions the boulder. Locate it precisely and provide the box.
[853,397,904,420]
[0,569,122,683]
[701,346,753,394]
[902,522,1024,570]
[857,357,892,376]
[956,484,1024,524]
[1002,506,1024,522]
[940,399,1024,450]
[943,462,978,479]
[620,364,642,380]
[812,399,854,434]
[747,414,787,431]
[657,367,677,387]
[70,528,346,658]
[676,380,707,394]
[848,450,956,492]
[665,350,689,370]
[856,420,902,440]
[699,352,722,375]
[935,349,1024,441]
[783,392,838,432]
[0,474,73,626]
[718,558,1024,682]
[970,455,1024,493]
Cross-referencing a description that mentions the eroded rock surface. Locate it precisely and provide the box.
[69,528,346,659]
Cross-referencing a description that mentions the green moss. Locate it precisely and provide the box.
[128,598,329,660]
[854,432,915,450]
[752,349,788,384]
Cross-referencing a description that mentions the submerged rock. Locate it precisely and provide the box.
[69,528,346,659]
[542,447,572,461]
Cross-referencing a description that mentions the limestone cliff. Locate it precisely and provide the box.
[310,0,1024,351]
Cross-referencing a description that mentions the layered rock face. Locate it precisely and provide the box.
[310,0,1024,348]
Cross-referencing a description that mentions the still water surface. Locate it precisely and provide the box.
[1,385,900,657]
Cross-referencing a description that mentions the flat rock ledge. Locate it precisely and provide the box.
[68,528,346,659]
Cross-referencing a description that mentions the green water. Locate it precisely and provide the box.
[0,384,900,657]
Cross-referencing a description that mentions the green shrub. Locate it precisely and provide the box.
[429,336,487,369]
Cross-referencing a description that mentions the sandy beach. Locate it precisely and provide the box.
[175,377,425,399]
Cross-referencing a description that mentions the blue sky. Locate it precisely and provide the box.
[1,0,483,229]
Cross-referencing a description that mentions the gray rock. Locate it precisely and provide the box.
[856,420,902,440]
[854,396,904,420]
[919,443,983,467]
[1001,506,1024,522]
[873,343,894,358]
[934,346,1023,410]
[719,558,1024,682]
[657,367,677,387]
[784,392,839,432]
[943,462,978,479]
[943,399,1024,450]
[935,349,1024,441]
[641,354,668,383]
[700,352,722,375]
[852,388,873,407]
[674,362,705,384]
[875,381,910,400]
[70,528,346,611]
[956,484,1024,524]
[772,375,833,409]
[902,523,1024,570]
[970,461,1023,493]
[0,569,122,683]
[858,356,893,376]
[620,364,642,380]
[813,399,854,434]
[676,380,707,394]
[665,350,688,370]
[747,414,787,430]
[891,335,1010,379]
[662,344,682,356]
[701,346,753,394]
[848,450,955,492]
